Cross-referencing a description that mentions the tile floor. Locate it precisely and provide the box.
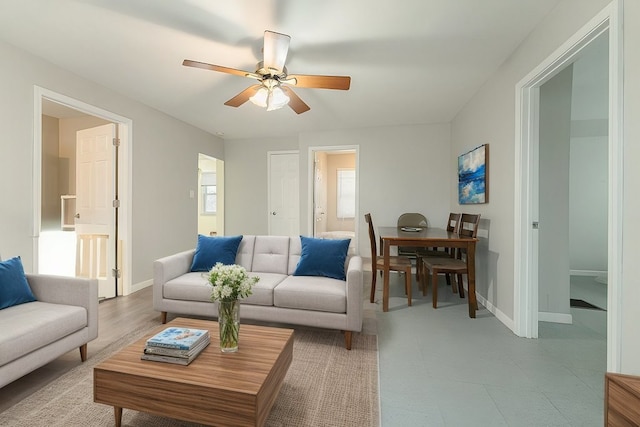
[372,271,607,426]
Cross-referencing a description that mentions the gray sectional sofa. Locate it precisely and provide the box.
[153,235,363,349]
[0,274,98,388]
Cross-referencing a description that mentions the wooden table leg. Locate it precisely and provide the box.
[114,406,122,427]
[383,240,390,312]
[467,242,477,318]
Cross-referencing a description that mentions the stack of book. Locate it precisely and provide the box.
[141,327,210,365]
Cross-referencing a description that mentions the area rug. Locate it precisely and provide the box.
[0,320,379,427]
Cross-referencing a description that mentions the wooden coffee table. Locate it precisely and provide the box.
[94,317,294,427]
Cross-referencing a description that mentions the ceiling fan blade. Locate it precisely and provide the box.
[281,86,310,114]
[285,74,351,90]
[263,30,290,74]
[182,59,260,80]
[224,85,262,107]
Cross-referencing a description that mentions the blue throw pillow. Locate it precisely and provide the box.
[294,236,351,280]
[190,235,243,272]
[0,256,37,310]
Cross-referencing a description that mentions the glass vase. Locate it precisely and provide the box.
[218,300,240,353]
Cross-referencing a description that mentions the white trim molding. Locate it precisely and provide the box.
[33,86,134,297]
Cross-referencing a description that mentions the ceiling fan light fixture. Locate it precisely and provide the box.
[249,87,269,108]
[267,85,290,111]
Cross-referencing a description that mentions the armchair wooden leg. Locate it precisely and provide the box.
[161,311,168,324]
[79,344,87,362]
[344,331,352,350]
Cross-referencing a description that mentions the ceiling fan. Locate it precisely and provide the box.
[183,30,351,114]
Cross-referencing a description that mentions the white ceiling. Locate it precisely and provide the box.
[0,0,562,140]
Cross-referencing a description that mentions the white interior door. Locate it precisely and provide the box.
[75,123,116,298]
[268,151,299,236]
[313,152,328,236]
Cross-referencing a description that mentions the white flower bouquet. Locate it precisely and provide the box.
[207,262,259,303]
[207,263,259,352]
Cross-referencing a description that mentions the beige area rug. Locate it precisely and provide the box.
[0,320,379,427]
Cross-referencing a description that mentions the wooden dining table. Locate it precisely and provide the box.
[378,226,479,317]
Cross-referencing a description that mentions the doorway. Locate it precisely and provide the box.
[537,35,609,333]
[198,154,224,236]
[514,4,623,371]
[34,87,132,297]
[309,147,358,254]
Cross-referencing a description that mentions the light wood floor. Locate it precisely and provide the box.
[0,286,161,413]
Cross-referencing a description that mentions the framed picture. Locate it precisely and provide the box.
[458,144,488,204]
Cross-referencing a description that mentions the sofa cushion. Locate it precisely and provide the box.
[293,236,350,280]
[251,236,290,274]
[236,235,256,271]
[190,235,243,272]
[274,275,346,313]
[0,301,87,366]
[164,272,211,303]
[0,256,36,310]
[241,272,287,306]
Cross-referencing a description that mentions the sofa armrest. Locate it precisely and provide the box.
[25,274,98,341]
[153,249,195,311]
[345,255,364,332]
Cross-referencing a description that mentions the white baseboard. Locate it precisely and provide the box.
[538,311,573,324]
[475,292,515,332]
[128,278,152,295]
[570,269,606,277]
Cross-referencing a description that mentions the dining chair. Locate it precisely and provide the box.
[365,213,412,307]
[396,212,428,258]
[416,212,461,293]
[421,213,480,309]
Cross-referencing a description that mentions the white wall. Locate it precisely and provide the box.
[299,124,452,255]
[0,39,224,288]
[451,0,640,374]
[569,34,609,273]
[41,115,60,230]
[224,136,299,235]
[224,123,451,256]
[538,65,573,317]
[450,0,611,322]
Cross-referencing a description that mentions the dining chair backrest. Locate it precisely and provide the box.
[458,213,481,239]
[397,213,428,228]
[446,213,462,233]
[364,213,378,259]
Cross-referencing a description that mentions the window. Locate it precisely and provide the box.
[201,172,217,214]
[337,169,355,219]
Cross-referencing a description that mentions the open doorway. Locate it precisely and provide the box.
[309,147,358,255]
[537,33,608,334]
[34,87,132,298]
[198,154,224,236]
[514,4,622,371]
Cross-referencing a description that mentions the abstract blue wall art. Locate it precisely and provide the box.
[458,144,488,204]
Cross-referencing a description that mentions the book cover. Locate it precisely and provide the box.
[145,327,209,350]
[144,336,210,358]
